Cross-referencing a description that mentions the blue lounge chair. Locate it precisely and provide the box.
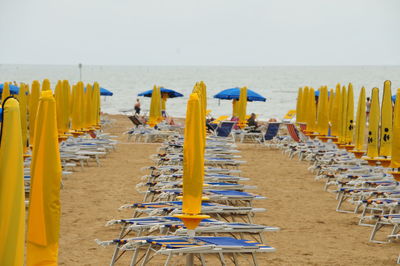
[215,121,236,139]
[264,122,281,141]
[106,236,275,265]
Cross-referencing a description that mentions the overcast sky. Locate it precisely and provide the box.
[1,0,399,65]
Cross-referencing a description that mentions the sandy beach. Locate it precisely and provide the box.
[58,114,398,265]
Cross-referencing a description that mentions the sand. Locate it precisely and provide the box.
[59,114,398,265]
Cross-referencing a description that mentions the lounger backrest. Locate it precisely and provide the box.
[264,122,280,140]
[298,123,307,132]
[282,110,296,123]
[216,121,235,137]
[128,115,143,127]
[286,123,300,142]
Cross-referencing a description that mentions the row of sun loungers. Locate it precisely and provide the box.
[24,118,118,203]
[270,123,400,263]
[97,133,278,265]
[125,114,283,144]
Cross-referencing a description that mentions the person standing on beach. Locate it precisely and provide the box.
[134,99,141,115]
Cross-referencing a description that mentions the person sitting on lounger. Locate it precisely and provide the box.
[206,117,218,133]
[247,113,260,132]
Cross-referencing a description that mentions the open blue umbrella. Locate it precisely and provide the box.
[100,87,113,96]
[213,87,266,102]
[0,84,19,94]
[138,87,183,98]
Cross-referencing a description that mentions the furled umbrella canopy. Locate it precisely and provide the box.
[93,82,101,127]
[327,88,334,129]
[29,80,41,147]
[390,89,400,168]
[295,87,303,123]
[331,84,341,137]
[17,84,29,152]
[316,86,329,136]
[301,86,309,128]
[237,87,248,129]
[54,81,65,134]
[27,90,62,265]
[380,80,393,157]
[345,83,354,144]
[0,97,25,266]
[353,87,366,152]
[338,86,348,144]
[62,80,71,132]
[175,93,209,230]
[147,85,161,127]
[366,88,380,159]
[41,79,51,91]
[305,88,317,133]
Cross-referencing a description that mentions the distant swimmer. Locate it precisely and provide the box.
[134,99,141,114]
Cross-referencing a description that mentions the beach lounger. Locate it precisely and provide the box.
[142,188,264,205]
[119,201,265,223]
[98,235,275,266]
[142,173,249,184]
[369,214,400,243]
[214,121,236,141]
[101,216,279,265]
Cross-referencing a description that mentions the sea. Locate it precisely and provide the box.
[0,65,399,120]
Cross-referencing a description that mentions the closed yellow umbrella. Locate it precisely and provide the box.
[331,85,341,137]
[389,89,400,170]
[88,83,96,127]
[29,80,41,147]
[93,82,101,127]
[237,87,247,129]
[0,97,25,266]
[148,85,159,127]
[70,85,78,131]
[364,87,380,164]
[71,82,85,134]
[62,80,71,132]
[84,83,93,129]
[301,86,309,128]
[232,99,239,117]
[200,81,207,112]
[296,87,303,123]
[350,87,366,158]
[17,83,29,153]
[42,79,51,91]
[54,81,64,134]
[192,83,206,148]
[156,87,163,122]
[379,80,392,157]
[27,90,62,265]
[175,93,209,231]
[200,81,207,131]
[316,86,329,136]
[344,83,354,145]
[328,88,334,128]
[305,87,317,133]
[338,86,348,145]
[1,82,11,103]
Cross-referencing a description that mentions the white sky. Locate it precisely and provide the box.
[0,0,399,65]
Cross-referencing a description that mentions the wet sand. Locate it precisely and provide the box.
[59,114,398,265]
